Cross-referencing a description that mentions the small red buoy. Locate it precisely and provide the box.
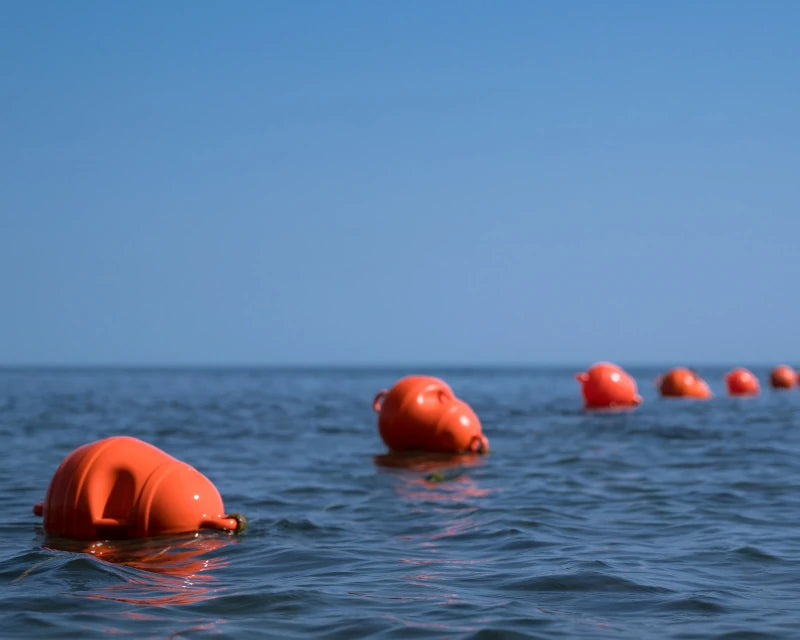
[657,368,712,399]
[33,436,245,540]
[373,376,488,454]
[769,365,796,389]
[575,362,642,409]
[724,368,760,396]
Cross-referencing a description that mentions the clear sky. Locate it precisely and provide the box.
[1,2,798,366]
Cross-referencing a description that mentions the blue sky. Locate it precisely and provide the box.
[1,2,798,365]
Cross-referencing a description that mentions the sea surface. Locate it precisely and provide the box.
[1,365,800,639]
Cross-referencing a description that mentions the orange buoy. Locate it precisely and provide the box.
[372,376,488,454]
[657,367,712,399]
[769,364,796,389]
[575,362,642,409]
[33,436,244,540]
[724,367,760,396]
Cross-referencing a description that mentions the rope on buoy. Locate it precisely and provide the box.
[227,513,247,534]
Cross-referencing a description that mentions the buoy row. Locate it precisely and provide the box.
[575,362,798,408]
[372,364,798,457]
[35,375,490,544]
[33,363,797,549]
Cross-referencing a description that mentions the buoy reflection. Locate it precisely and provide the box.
[374,452,491,502]
[46,532,235,606]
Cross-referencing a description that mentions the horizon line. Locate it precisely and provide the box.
[1,360,796,369]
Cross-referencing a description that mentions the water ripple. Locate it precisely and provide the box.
[3,366,800,638]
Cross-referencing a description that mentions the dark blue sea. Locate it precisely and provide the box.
[2,366,800,639]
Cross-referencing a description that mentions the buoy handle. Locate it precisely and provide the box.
[373,390,387,413]
[202,513,247,534]
[33,502,43,516]
[227,513,247,534]
[468,435,489,454]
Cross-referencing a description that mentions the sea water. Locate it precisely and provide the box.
[1,366,799,639]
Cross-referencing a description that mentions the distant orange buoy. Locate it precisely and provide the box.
[575,362,642,409]
[657,368,712,399]
[373,376,488,454]
[724,368,760,396]
[769,365,796,389]
[33,436,245,540]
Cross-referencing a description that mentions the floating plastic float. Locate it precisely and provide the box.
[769,365,796,389]
[33,436,245,540]
[373,375,488,454]
[575,362,642,409]
[656,367,712,399]
[724,368,760,396]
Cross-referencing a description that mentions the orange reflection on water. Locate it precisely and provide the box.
[374,451,495,614]
[374,451,487,473]
[45,533,235,606]
[374,451,492,503]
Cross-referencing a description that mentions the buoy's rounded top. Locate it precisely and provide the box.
[576,362,641,409]
[769,365,796,389]
[725,368,760,396]
[658,367,712,399]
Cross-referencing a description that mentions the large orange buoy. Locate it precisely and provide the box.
[657,367,712,399]
[575,362,642,409]
[33,436,245,540]
[724,368,760,396]
[769,365,796,389]
[373,376,488,454]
